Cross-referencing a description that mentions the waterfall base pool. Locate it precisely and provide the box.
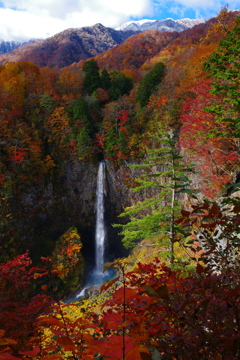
[83,267,116,287]
[76,267,116,297]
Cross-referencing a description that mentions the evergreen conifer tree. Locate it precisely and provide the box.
[136,62,166,107]
[116,126,193,263]
[83,59,101,95]
[100,68,111,90]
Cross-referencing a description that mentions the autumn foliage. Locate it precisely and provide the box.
[0,253,51,349]
[0,242,240,359]
[0,8,240,360]
[179,81,238,198]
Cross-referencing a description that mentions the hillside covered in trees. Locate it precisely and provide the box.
[0,7,240,360]
[0,24,137,68]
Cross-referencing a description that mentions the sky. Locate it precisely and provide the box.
[0,0,239,42]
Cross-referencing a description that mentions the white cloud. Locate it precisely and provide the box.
[0,0,152,41]
[0,0,238,41]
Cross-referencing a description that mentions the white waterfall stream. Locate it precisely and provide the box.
[77,161,114,298]
[95,160,106,273]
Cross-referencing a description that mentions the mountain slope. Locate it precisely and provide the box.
[93,30,179,71]
[0,23,137,68]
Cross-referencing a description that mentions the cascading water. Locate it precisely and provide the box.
[77,161,114,298]
[95,160,106,273]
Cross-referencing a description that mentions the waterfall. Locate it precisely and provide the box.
[95,161,106,272]
[76,161,113,298]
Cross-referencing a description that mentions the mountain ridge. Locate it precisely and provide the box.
[0,17,204,60]
[116,18,205,32]
[0,23,137,68]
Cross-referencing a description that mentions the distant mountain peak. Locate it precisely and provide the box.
[0,39,41,55]
[116,18,205,32]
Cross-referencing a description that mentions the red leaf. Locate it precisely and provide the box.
[99,335,135,359]
[181,210,190,217]
[56,336,75,348]
[102,312,123,330]
[113,287,137,302]
[19,346,40,357]
[0,354,21,360]
[39,317,66,328]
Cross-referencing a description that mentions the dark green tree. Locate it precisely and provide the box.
[136,62,166,107]
[83,59,101,95]
[71,96,94,158]
[100,68,111,90]
[72,96,93,134]
[108,71,133,100]
[203,17,240,137]
[115,126,193,263]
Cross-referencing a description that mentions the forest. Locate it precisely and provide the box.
[0,7,240,360]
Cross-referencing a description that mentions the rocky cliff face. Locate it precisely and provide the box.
[20,159,133,270]
[61,159,132,263]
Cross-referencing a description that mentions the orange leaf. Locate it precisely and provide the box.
[0,339,17,346]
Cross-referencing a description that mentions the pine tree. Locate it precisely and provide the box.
[83,59,101,95]
[72,96,93,134]
[136,62,165,107]
[100,68,111,90]
[115,126,192,263]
